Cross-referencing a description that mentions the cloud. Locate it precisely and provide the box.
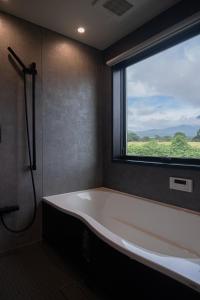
[127,34,200,131]
[127,34,200,107]
[184,44,200,62]
[127,81,157,97]
[128,96,200,131]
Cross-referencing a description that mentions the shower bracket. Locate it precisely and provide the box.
[24,62,37,76]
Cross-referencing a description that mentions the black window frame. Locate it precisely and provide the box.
[112,22,200,169]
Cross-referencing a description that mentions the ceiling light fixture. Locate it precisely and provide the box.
[77,27,85,34]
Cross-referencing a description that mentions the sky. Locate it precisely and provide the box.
[127,33,200,133]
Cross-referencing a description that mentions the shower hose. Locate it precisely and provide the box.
[0,72,37,233]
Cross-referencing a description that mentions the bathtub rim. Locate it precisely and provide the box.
[43,187,200,293]
[44,187,200,217]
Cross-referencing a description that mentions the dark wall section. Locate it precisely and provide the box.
[103,1,200,212]
[0,12,103,253]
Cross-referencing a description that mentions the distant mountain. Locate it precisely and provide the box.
[134,125,200,138]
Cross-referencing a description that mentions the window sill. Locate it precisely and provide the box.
[112,157,200,170]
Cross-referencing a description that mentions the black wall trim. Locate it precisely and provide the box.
[113,158,200,170]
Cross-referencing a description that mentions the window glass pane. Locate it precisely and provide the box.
[126,34,200,159]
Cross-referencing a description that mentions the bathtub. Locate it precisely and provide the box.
[43,187,200,293]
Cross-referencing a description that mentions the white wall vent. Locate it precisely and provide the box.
[103,0,133,16]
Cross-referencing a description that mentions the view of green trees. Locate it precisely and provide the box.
[127,130,200,158]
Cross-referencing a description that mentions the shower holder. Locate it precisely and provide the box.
[0,205,20,215]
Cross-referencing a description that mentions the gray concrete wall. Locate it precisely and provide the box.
[0,12,103,253]
[42,30,103,196]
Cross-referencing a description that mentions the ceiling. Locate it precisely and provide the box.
[0,0,181,50]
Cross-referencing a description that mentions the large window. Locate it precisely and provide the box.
[113,28,200,167]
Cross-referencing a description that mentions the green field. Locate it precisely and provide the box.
[127,140,200,158]
[128,141,200,148]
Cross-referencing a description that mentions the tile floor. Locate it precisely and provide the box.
[0,242,109,300]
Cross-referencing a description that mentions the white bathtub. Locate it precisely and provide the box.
[43,187,200,293]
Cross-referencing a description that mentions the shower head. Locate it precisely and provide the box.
[8,47,27,71]
[8,47,37,75]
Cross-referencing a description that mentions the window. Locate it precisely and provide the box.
[113,26,200,168]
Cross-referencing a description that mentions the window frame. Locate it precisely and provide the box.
[112,22,200,169]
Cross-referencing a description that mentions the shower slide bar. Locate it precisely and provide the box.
[8,47,37,170]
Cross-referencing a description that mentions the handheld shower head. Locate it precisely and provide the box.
[7,47,26,70]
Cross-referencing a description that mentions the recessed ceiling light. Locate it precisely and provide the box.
[77,27,85,34]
